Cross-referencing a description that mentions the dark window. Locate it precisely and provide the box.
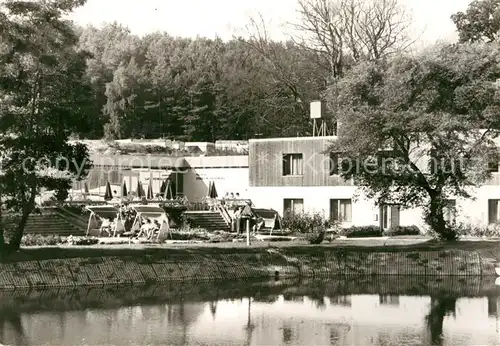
[282,153,303,176]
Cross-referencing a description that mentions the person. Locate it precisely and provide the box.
[232,206,242,234]
[229,192,235,199]
[235,193,240,199]
[99,217,111,236]
[253,217,265,234]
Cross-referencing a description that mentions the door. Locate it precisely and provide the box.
[380,204,400,231]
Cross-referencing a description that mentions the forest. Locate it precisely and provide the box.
[72,0,432,142]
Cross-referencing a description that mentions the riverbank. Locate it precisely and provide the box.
[0,240,498,288]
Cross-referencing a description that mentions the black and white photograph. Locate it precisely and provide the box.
[1,0,500,344]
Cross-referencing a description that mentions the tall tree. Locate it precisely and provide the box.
[0,0,92,254]
[326,42,500,240]
[292,0,414,75]
[452,0,500,43]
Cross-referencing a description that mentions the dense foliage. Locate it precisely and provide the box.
[0,0,91,254]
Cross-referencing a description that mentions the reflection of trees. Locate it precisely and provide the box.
[425,296,457,346]
[243,297,254,346]
[0,308,26,346]
[330,296,351,307]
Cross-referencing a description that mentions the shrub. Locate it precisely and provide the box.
[282,211,330,244]
[341,225,383,238]
[384,225,421,236]
[68,236,99,246]
[305,232,325,244]
[453,222,500,238]
[21,234,64,246]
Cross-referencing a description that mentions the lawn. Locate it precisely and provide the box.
[4,236,500,263]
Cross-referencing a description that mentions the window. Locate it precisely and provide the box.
[282,153,303,176]
[379,295,399,305]
[330,199,352,222]
[284,198,304,214]
[329,152,339,175]
[488,199,500,224]
[488,296,498,317]
[330,295,351,306]
[443,199,456,224]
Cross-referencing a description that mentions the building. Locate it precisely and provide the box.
[75,132,500,231]
[76,154,249,201]
[247,135,500,231]
[247,136,423,230]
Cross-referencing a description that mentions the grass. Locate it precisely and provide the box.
[4,237,500,263]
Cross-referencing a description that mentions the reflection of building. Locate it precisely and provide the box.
[3,294,499,345]
[12,303,205,346]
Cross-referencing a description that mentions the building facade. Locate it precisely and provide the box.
[247,135,500,231]
[77,135,500,231]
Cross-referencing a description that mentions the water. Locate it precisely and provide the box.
[1,277,500,345]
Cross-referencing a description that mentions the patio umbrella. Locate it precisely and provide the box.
[136,180,144,198]
[121,181,128,198]
[147,182,154,200]
[209,181,218,198]
[164,179,174,200]
[159,180,167,194]
[104,181,113,200]
[170,178,176,198]
[83,181,89,194]
[207,181,213,198]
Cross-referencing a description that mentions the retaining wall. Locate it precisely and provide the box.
[0,248,495,289]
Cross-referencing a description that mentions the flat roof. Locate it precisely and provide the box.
[249,135,337,143]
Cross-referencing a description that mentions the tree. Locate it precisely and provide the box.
[326,42,500,240]
[291,0,415,76]
[103,57,145,139]
[452,0,500,43]
[0,0,92,254]
[238,16,327,136]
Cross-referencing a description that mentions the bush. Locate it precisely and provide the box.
[21,234,64,246]
[118,143,167,155]
[341,226,383,238]
[384,225,421,236]
[305,232,325,244]
[68,236,99,246]
[453,223,500,238]
[282,211,330,244]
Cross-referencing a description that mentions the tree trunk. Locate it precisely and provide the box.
[7,209,31,253]
[426,191,456,241]
[7,189,36,253]
[0,191,5,260]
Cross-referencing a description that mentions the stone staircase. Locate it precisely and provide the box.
[7,208,87,236]
[184,211,230,231]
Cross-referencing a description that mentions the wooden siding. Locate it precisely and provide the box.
[249,137,353,187]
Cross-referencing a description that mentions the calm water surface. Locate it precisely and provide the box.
[1,277,500,345]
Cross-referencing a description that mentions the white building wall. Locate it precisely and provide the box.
[247,186,426,229]
[183,156,249,202]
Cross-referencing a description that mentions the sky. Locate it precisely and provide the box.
[70,0,473,47]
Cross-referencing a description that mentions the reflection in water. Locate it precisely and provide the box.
[0,277,499,345]
[425,296,457,346]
